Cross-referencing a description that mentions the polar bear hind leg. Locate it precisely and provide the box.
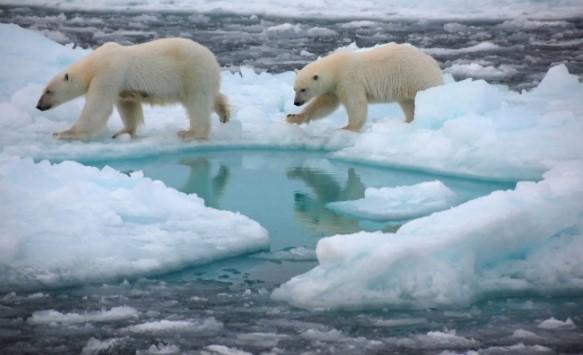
[178,93,213,140]
[399,99,415,123]
[214,93,230,123]
[113,99,144,138]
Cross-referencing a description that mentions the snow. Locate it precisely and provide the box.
[28,306,138,325]
[4,0,582,20]
[0,156,268,291]
[273,162,583,309]
[327,180,458,221]
[537,317,576,330]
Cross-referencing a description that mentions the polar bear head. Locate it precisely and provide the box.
[36,70,86,111]
[293,59,336,106]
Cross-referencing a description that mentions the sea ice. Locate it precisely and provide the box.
[273,162,583,309]
[0,156,268,291]
[327,180,458,221]
[1,24,582,181]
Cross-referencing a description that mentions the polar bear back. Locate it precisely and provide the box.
[345,44,443,102]
[92,38,220,105]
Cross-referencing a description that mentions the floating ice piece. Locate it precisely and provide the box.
[125,318,223,334]
[446,63,518,80]
[28,306,138,325]
[327,180,458,221]
[252,246,317,261]
[424,42,500,56]
[537,317,576,330]
[273,162,583,309]
[511,329,541,339]
[202,345,252,355]
[0,157,268,291]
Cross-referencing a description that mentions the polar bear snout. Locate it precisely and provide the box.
[36,95,51,111]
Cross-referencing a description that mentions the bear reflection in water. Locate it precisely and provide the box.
[287,167,366,235]
[179,158,230,209]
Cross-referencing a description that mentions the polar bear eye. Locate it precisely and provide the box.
[64,73,69,81]
[45,89,52,95]
[300,88,306,93]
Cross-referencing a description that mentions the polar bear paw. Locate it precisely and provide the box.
[53,129,87,140]
[177,129,208,141]
[286,113,308,125]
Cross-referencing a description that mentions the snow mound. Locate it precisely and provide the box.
[273,162,583,309]
[0,157,268,291]
[327,180,458,221]
[1,25,583,181]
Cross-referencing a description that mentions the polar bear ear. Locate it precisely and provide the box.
[64,73,69,81]
[312,75,319,81]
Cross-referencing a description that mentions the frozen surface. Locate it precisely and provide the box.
[0,156,268,291]
[1,24,583,181]
[273,162,583,309]
[327,180,458,221]
[3,0,582,20]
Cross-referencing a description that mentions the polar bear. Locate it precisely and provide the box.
[287,44,443,131]
[36,38,229,140]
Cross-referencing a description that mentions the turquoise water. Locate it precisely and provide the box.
[93,149,513,287]
[4,150,583,354]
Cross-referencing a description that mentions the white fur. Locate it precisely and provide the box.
[37,38,230,140]
[288,44,443,131]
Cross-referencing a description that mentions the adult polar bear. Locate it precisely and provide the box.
[36,38,229,140]
[287,44,443,131]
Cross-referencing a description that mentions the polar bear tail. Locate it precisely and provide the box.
[214,93,230,123]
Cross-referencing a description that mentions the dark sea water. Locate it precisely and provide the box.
[1,5,582,90]
[1,5,583,354]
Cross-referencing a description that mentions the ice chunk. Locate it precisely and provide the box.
[424,42,500,56]
[0,157,268,291]
[202,345,252,355]
[28,306,138,325]
[125,318,223,334]
[445,63,518,80]
[273,162,583,309]
[511,329,541,339]
[537,317,576,330]
[327,180,458,221]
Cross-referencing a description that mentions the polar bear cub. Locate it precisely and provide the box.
[36,38,229,140]
[287,44,443,131]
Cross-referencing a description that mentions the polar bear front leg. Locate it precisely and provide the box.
[287,94,339,125]
[53,79,116,140]
[178,94,213,141]
[342,92,367,132]
[113,100,143,139]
